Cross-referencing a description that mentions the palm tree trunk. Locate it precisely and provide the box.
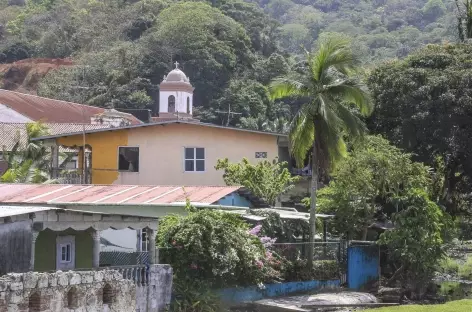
[307,140,318,270]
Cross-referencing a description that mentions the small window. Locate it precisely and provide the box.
[184,147,205,172]
[168,95,175,113]
[187,97,190,114]
[60,243,72,263]
[118,147,139,172]
[141,229,149,252]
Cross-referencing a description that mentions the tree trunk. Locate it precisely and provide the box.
[361,227,368,241]
[307,141,318,270]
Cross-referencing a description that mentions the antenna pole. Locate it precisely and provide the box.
[215,103,242,126]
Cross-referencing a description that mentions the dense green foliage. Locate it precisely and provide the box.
[0,0,295,128]
[158,209,266,287]
[158,207,340,307]
[318,135,432,240]
[378,189,445,291]
[215,158,299,206]
[368,43,472,215]
[251,0,457,62]
[0,0,463,132]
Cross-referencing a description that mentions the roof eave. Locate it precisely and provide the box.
[32,120,288,141]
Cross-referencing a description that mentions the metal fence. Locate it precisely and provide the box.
[99,251,150,267]
[271,241,345,262]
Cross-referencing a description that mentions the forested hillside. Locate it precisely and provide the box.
[0,0,460,129]
[252,0,457,62]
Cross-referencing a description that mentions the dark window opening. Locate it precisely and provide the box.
[103,284,113,305]
[184,147,205,172]
[141,228,149,252]
[118,147,139,172]
[187,97,190,114]
[168,95,175,113]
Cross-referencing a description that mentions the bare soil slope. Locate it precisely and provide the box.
[0,58,73,94]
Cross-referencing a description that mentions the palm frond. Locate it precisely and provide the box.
[325,80,373,116]
[311,37,355,81]
[289,107,315,167]
[334,101,367,138]
[269,78,309,100]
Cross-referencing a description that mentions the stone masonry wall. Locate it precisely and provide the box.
[0,270,136,312]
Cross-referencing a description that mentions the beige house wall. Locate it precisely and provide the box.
[114,123,280,186]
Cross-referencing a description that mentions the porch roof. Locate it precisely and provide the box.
[0,205,158,231]
[0,183,241,206]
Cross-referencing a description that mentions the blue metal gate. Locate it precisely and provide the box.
[347,244,379,290]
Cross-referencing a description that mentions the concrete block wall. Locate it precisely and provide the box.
[0,270,136,312]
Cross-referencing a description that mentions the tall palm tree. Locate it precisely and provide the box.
[269,37,373,265]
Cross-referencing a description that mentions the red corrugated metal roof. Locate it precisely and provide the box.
[0,89,142,125]
[0,184,240,206]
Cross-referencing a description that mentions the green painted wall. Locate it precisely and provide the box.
[34,229,93,271]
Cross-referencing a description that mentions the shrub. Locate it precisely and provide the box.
[439,257,459,275]
[313,260,340,280]
[283,259,339,281]
[158,209,267,288]
[459,257,472,280]
[378,189,444,292]
[170,279,227,312]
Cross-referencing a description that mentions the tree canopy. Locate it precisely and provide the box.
[368,43,472,215]
[318,135,432,240]
[215,157,299,206]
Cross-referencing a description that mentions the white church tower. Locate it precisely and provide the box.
[158,61,194,119]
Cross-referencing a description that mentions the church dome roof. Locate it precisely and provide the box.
[165,68,189,83]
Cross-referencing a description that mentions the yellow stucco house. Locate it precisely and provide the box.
[38,120,289,186]
[34,64,293,186]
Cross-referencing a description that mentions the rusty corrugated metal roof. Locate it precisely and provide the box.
[0,184,240,206]
[0,89,142,125]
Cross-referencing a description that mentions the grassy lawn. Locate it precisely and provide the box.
[369,300,472,312]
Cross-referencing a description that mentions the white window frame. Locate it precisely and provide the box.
[117,146,140,173]
[59,243,72,263]
[183,147,205,173]
[56,235,75,270]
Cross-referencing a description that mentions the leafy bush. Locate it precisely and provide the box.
[215,157,299,206]
[458,257,472,280]
[438,257,459,275]
[313,260,340,280]
[283,259,339,281]
[158,209,267,288]
[378,189,445,293]
[170,279,227,312]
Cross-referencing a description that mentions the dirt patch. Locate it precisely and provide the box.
[0,58,73,94]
